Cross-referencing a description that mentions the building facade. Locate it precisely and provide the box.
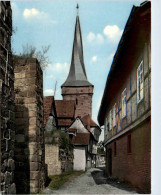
[67,115,101,170]
[98,1,151,193]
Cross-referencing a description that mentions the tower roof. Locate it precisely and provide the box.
[62,15,93,87]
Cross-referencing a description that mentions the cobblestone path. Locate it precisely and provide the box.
[43,168,138,194]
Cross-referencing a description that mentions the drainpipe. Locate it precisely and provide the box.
[0,79,2,185]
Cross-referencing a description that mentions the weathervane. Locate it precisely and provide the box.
[76,3,79,16]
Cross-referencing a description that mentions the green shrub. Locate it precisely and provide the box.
[45,130,73,151]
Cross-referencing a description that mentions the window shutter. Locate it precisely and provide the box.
[137,67,140,102]
[137,61,144,103]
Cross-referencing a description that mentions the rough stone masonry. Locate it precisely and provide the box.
[0,2,16,194]
[14,58,46,194]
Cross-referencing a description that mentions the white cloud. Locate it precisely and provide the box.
[44,89,54,96]
[103,25,123,43]
[87,32,95,42]
[96,34,104,44]
[47,62,69,73]
[87,32,104,44]
[91,56,97,62]
[23,8,46,19]
[23,8,57,24]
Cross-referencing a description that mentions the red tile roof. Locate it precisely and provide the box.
[72,133,90,145]
[43,96,54,126]
[81,114,98,130]
[55,100,75,118]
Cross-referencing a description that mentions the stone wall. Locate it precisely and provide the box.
[62,86,93,118]
[0,2,16,194]
[45,144,61,175]
[14,58,45,193]
[45,144,73,176]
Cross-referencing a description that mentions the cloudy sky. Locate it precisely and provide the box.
[11,0,143,140]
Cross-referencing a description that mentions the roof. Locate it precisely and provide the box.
[61,16,93,87]
[55,100,75,118]
[43,96,54,126]
[97,1,151,126]
[81,114,99,130]
[72,133,90,145]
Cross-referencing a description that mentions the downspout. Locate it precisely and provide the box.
[0,79,2,186]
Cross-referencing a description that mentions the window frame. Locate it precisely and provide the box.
[121,88,127,119]
[137,60,144,103]
[113,103,116,127]
[109,109,112,131]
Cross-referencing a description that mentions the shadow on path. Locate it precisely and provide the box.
[91,167,140,193]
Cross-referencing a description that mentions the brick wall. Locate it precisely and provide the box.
[0,2,16,194]
[106,117,151,193]
[62,86,93,118]
[14,58,45,193]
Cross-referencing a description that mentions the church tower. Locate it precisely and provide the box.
[61,5,94,118]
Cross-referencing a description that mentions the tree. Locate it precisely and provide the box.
[14,44,50,70]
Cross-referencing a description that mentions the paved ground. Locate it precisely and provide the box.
[43,168,138,194]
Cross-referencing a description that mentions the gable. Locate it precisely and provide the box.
[68,118,89,133]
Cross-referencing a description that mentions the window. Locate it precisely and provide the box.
[137,61,144,103]
[114,142,117,156]
[127,134,131,153]
[121,88,127,118]
[109,109,112,130]
[113,104,116,127]
[105,117,109,131]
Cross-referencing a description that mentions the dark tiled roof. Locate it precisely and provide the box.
[81,114,98,130]
[61,16,93,87]
[72,133,90,145]
[55,100,75,118]
[43,96,54,126]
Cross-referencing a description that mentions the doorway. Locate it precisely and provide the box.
[107,148,112,176]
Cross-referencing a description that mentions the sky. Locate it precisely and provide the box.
[11,0,142,141]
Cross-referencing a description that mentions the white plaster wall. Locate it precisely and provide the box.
[70,118,88,133]
[73,147,86,171]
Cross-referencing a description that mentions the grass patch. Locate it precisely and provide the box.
[48,171,85,190]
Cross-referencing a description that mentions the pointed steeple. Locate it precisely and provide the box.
[62,10,93,87]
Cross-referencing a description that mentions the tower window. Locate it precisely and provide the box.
[76,98,78,105]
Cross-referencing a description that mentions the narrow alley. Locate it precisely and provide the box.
[43,168,138,194]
